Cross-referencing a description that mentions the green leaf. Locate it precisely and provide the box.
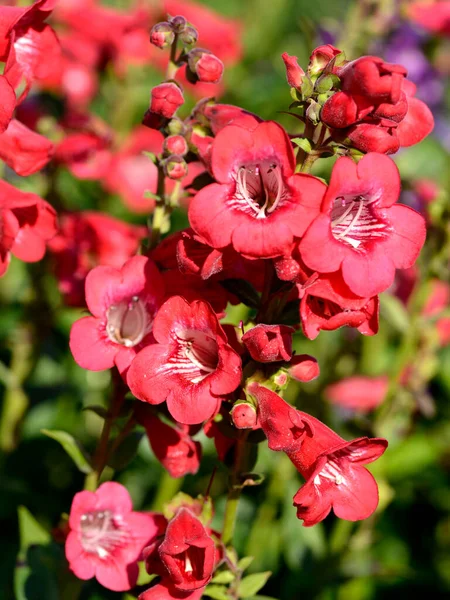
[143,189,160,200]
[238,556,254,572]
[82,405,108,419]
[380,294,410,333]
[203,584,231,600]
[291,137,312,154]
[238,572,272,598]
[107,431,143,471]
[212,571,236,584]
[41,429,93,474]
[18,506,51,550]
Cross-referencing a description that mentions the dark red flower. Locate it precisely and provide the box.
[0,180,56,276]
[0,119,54,176]
[242,324,294,363]
[48,211,145,306]
[66,482,163,591]
[325,375,388,412]
[299,153,426,297]
[69,256,165,376]
[128,296,242,425]
[158,508,216,591]
[189,120,326,259]
[231,401,259,429]
[135,405,202,478]
[252,384,388,526]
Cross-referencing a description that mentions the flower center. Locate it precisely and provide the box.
[164,329,219,384]
[80,509,127,559]
[232,160,286,219]
[106,296,150,347]
[170,546,207,585]
[330,194,391,250]
[313,459,346,487]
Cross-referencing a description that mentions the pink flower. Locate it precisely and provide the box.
[288,354,320,383]
[149,83,184,119]
[299,153,426,297]
[0,119,54,176]
[325,376,389,412]
[189,120,326,259]
[128,296,242,425]
[0,180,56,277]
[65,482,163,591]
[252,384,388,526]
[407,1,450,36]
[69,256,165,376]
[188,49,224,84]
[242,324,294,363]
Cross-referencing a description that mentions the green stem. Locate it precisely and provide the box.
[151,470,183,511]
[222,434,248,546]
[167,33,179,80]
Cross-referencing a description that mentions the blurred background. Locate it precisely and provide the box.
[1,0,449,598]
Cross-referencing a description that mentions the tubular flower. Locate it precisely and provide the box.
[128,296,242,425]
[325,375,389,412]
[0,180,56,277]
[65,482,164,591]
[252,384,388,526]
[299,153,426,297]
[69,256,165,376]
[188,120,326,259]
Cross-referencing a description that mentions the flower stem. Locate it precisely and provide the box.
[222,434,249,546]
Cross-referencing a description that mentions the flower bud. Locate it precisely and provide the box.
[163,134,188,156]
[163,154,188,179]
[149,82,184,119]
[167,117,188,136]
[242,324,293,363]
[281,53,305,89]
[231,401,258,429]
[150,22,175,49]
[309,44,343,75]
[188,49,224,84]
[169,15,187,33]
[288,354,320,382]
[180,25,198,46]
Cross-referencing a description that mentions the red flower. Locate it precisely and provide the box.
[189,121,326,259]
[128,296,242,425]
[48,211,145,306]
[309,44,342,74]
[55,131,112,180]
[69,256,165,376]
[188,49,224,84]
[135,405,202,478]
[288,354,320,383]
[0,0,62,102]
[149,83,184,119]
[325,375,388,412]
[0,180,56,276]
[407,1,450,36]
[157,508,216,591]
[140,582,204,600]
[281,53,304,88]
[0,75,15,133]
[252,384,388,526]
[299,153,426,297]
[65,482,163,591]
[242,324,294,363]
[0,119,54,176]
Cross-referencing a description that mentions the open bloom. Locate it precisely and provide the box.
[0,180,56,276]
[189,120,326,259]
[69,255,164,376]
[128,296,242,424]
[252,384,388,526]
[65,482,163,591]
[299,153,426,297]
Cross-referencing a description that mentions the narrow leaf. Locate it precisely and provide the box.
[238,572,272,598]
[41,429,93,474]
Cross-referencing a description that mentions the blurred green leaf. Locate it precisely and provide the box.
[380,294,410,333]
[238,556,255,571]
[212,571,236,584]
[41,429,93,474]
[204,584,231,600]
[238,572,272,597]
[107,431,144,470]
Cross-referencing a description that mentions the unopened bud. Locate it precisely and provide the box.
[168,117,187,136]
[163,135,188,156]
[150,22,175,49]
[180,25,198,46]
[231,402,258,429]
[281,53,305,89]
[149,82,184,118]
[169,15,187,33]
[309,45,343,76]
[163,155,188,180]
[187,49,224,84]
[273,372,288,387]
[288,354,320,382]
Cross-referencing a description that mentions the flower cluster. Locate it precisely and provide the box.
[0,2,438,598]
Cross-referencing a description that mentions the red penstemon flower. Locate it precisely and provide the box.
[69,255,164,375]
[128,296,242,424]
[189,120,326,259]
[252,384,388,526]
[325,375,388,412]
[65,482,164,591]
[299,152,426,297]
